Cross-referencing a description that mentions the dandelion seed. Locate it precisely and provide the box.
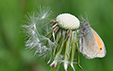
[23,5,83,71]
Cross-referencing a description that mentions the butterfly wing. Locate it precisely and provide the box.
[80,27,98,59]
[91,28,106,58]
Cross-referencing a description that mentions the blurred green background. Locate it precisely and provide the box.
[0,0,113,71]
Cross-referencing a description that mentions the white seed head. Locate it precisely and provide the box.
[56,13,80,30]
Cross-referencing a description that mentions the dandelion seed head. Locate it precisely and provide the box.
[56,13,80,30]
[23,5,55,59]
[23,5,81,71]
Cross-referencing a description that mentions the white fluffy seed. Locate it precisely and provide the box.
[56,13,80,30]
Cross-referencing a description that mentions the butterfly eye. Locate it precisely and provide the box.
[85,22,89,26]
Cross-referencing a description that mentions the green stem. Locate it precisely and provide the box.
[75,31,84,71]
[64,36,71,70]
[70,32,76,69]
[53,31,61,57]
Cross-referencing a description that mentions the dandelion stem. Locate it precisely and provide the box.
[53,37,65,60]
[70,32,76,71]
[71,32,76,62]
[52,36,65,63]
[52,30,62,58]
[75,31,84,71]
[64,36,71,70]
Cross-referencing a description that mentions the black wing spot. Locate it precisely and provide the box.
[100,48,102,50]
